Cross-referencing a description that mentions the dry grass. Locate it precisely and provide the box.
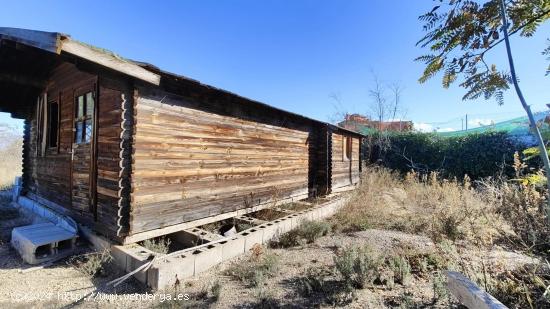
[332,166,507,246]
[332,165,550,308]
[0,124,22,190]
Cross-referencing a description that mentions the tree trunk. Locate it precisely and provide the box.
[500,0,550,224]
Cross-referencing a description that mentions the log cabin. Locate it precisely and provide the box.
[0,27,363,244]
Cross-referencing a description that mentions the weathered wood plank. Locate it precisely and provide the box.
[446,271,508,309]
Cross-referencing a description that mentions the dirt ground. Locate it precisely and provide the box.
[0,192,538,308]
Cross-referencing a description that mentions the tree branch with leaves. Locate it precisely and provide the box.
[416,0,550,223]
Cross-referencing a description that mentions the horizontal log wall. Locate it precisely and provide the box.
[26,63,95,211]
[23,62,126,240]
[130,91,312,234]
[331,133,360,190]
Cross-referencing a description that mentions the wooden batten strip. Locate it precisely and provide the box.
[116,93,127,237]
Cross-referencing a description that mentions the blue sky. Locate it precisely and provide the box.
[1,0,549,132]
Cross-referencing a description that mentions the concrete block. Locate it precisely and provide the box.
[272,217,293,235]
[317,206,329,219]
[241,228,264,252]
[11,223,77,265]
[193,243,223,275]
[220,237,245,260]
[258,223,279,244]
[306,208,318,221]
[110,245,128,270]
[128,195,352,291]
[123,245,155,284]
[148,254,195,291]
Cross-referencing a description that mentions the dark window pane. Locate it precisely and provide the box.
[84,119,93,143]
[75,121,83,144]
[48,102,59,148]
[85,92,94,117]
[77,96,84,118]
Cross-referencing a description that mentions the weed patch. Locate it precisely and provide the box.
[271,220,331,248]
[141,237,171,254]
[225,249,279,287]
[70,250,112,277]
[334,245,384,289]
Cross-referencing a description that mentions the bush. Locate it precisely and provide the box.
[72,250,112,277]
[141,237,171,254]
[387,256,412,285]
[225,251,279,287]
[298,268,329,297]
[334,245,384,289]
[299,220,331,243]
[274,229,303,248]
[210,280,222,301]
[271,220,331,248]
[366,131,522,180]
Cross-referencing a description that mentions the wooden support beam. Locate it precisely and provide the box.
[446,271,508,309]
[122,193,309,244]
[0,73,46,88]
[61,40,161,85]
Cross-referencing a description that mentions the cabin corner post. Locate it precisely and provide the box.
[115,87,134,238]
[326,124,333,195]
[21,118,32,196]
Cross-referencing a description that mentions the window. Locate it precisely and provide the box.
[74,92,94,144]
[47,101,59,148]
[343,137,352,161]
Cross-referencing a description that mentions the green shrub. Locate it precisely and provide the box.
[73,250,112,277]
[334,245,383,289]
[432,272,449,303]
[271,220,331,248]
[387,256,412,285]
[210,280,222,302]
[273,229,303,248]
[225,251,279,287]
[367,131,522,180]
[141,237,171,254]
[298,268,329,297]
[299,220,331,243]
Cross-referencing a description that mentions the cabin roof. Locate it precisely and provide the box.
[0,27,362,137]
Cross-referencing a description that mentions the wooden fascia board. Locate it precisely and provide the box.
[60,40,161,86]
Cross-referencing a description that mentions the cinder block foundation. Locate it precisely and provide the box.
[112,195,349,290]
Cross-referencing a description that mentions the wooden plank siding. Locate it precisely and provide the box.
[331,133,361,190]
[25,62,96,210]
[129,90,313,234]
[22,61,127,240]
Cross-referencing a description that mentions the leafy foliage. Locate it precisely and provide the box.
[544,39,550,75]
[417,0,550,103]
[366,131,523,180]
